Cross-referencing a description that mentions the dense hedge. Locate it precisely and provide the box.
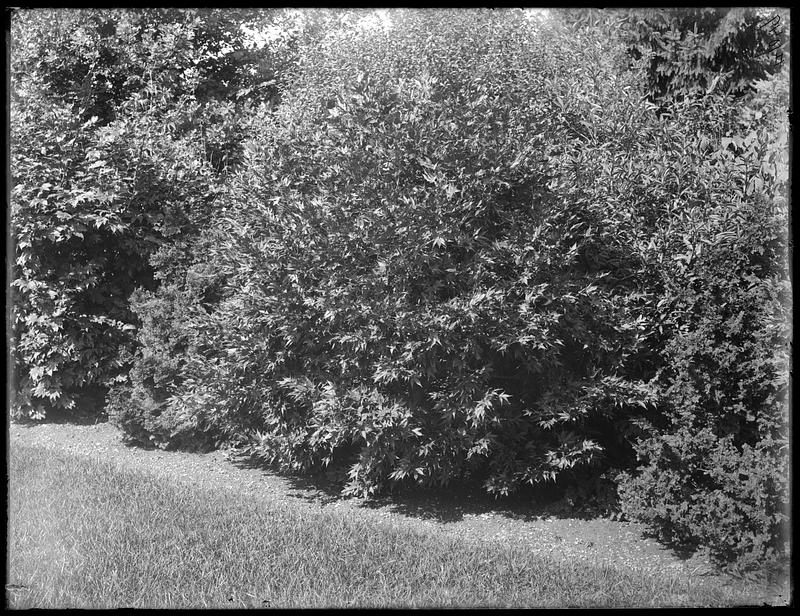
[114,9,791,560]
[12,8,789,568]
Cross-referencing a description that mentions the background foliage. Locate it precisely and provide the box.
[10,8,790,568]
[563,8,788,105]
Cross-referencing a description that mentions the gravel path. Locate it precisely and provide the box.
[7,419,782,603]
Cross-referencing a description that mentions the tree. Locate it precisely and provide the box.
[10,8,289,418]
[560,8,789,105]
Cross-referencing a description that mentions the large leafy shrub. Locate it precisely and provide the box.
[10,8,285,419]
[125,11,669,497]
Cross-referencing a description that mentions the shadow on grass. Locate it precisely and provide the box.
[268,465,738,570]
[227,451,590,526]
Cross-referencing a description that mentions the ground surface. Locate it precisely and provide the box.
[8,419,790,606]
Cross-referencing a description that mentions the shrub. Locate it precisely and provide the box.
[616,65,790,566]
[135,11,666,497]
[618,432,789,568]
[10,8,286,419]
[103,14,298,444]
[556,8,790,565]
[106,235,230,451]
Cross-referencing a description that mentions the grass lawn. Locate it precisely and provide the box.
[6,444,775,608]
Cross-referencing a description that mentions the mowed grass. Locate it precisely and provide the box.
[7,445,764,608]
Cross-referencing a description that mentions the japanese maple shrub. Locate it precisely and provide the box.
[146,11,662,497]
